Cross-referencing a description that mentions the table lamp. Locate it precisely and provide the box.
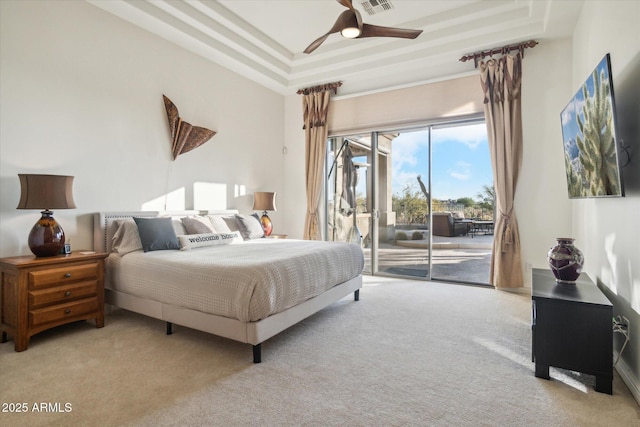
[17,174,76,257]
[252,192,277,236]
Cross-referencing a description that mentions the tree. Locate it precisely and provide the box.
[456,197,475,208]
[392,183,429,224]
[476,185,495,219]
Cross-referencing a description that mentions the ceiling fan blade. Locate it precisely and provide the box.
[358,23,423,39]
[354,8,363,32]
[304,33,332,54]
[336,0,354,10]
[303,10,357,54]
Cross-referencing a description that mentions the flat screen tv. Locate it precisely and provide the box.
[560,53,625,198]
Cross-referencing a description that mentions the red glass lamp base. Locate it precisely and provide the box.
[28,210,65,257]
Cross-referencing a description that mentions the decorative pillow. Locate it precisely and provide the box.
[171,218,187,236]
[235,213,265,240]
[133,217,180,252]
[111,219,143,255]
[181,216,215,234]
[177,231,243,250]
[207,215,240,233]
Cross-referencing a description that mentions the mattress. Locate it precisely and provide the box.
[106,238,364,322]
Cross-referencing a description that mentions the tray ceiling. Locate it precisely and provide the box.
[88,0,584,97]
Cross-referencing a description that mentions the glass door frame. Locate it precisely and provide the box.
[325,114,487,281]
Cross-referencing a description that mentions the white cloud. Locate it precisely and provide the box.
[392,170,423,195]
[562,97,586,126]
[449,161,471,181]
[561,100,575,125]
[390,132,422,172]
[433,123,487,149]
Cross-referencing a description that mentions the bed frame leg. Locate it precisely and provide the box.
[354,289,360,301]
[166,322,173,335]
[253,344,262,363]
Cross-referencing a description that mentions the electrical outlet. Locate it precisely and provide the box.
[526,262,533,271]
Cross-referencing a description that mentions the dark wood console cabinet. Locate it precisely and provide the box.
[531,268,613,394]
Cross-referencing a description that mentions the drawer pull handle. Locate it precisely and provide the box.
[64,273,72,278]
[65,291,72,297]
[65,309,71,315]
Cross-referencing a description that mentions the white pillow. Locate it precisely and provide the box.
[111,219,143,255]
[207,215,240,233]
[235,213,265,240]
[181,216,215,234]
[177,231,242,250]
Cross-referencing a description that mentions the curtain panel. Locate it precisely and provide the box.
[480,53,524,288]
[301,85,337,240]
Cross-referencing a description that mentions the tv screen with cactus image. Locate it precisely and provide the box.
[560,53,624,198]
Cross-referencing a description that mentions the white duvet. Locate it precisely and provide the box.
[106,239,364,322]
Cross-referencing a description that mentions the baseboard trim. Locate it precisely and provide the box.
[614,352,640,406]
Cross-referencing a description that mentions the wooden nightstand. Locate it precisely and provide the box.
[267,234,288,239]
[0,251,108,352]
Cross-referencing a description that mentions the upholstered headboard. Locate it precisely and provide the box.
[93,210,239,254]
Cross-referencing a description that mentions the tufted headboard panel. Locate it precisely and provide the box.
[93,210,239,254]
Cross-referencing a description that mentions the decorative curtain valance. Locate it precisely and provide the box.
[298,82,342,130]
[298,81,341,240]
[479,53,524,288]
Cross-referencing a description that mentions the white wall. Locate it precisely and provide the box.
[0,1,285,256]
[571,0,640,400]
[517,39,574,282]
[282,94,307,239]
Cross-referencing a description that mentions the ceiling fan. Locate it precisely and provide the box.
[304,0,423,54]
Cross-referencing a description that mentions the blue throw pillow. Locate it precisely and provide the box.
[133,217,180,252]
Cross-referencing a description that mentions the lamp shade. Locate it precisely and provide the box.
[17,174,76,210]
[252,192,277,212]
[17,174,76,257]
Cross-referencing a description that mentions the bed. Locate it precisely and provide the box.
[93,210,363,362]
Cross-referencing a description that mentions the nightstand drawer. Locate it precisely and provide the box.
[29,263,99,289]
[29,281,98,307]
[29,298,99,327]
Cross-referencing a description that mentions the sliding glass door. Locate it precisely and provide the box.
[326,120,493,285]
[376,129,431,278]
[429,123,493,284]
[326,134,375,274]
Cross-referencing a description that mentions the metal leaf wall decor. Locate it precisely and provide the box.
[163,95,216,160]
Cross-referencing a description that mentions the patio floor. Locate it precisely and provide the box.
[363,234,494,285]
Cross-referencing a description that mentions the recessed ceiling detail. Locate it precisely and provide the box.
[88,0,584,97]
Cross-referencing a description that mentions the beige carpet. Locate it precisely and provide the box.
[1,276,638,426]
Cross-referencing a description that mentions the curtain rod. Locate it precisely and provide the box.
[297,81,343,95]
[459,40,538,68]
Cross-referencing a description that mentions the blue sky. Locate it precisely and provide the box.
[357,123,493,201]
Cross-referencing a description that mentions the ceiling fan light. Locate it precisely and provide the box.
[341,27,361,38]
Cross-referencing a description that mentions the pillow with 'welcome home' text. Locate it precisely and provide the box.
[177,231,243,250]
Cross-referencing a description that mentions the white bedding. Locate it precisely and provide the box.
[107,238,364,322]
